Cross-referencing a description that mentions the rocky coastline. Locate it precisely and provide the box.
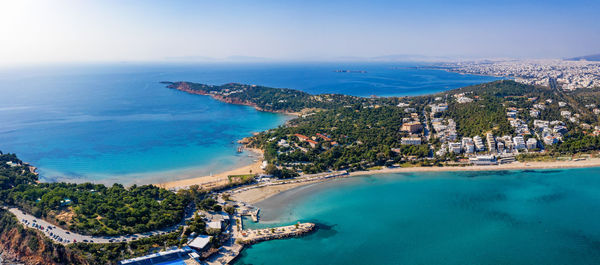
[166,81,297,115]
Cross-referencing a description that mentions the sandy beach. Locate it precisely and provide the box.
[228,157,600,204]
[158,149,600,202]
[348,157,600,177]
[231,180,327,204]
[158,160,264,189]
[158,148,265,189]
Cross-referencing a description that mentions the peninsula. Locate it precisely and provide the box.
[165,80,600,178]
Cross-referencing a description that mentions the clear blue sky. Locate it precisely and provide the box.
[1,0,598,64]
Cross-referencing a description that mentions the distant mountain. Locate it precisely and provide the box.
[328,54,458,62]
[566,54,600,61]
[370,54,455,62]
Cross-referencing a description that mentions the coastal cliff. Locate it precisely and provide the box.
[0,209,86,265]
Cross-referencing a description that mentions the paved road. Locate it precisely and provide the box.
[7,207,192,245]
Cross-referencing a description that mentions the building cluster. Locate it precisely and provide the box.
[274,133,340,155]
[453,93,473,103]
[431,118,457,142]
[434,96,582,162]
[436,131,539,164]
[533,119,566,145]
[413,93,590,165]
[445,59,600,91]
[399,105,425,146]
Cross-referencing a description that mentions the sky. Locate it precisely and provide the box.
[0,0,599,65]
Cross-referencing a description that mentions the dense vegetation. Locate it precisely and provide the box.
[551,132,600,154]
[0,152,38,189]
[445,81,568,135]
[164,81,402,112]
[68,231,184,265]
[0,152,191,236]
[249,105,430,173]
[0,157,228,264]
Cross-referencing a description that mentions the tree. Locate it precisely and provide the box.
[224,205,235,215]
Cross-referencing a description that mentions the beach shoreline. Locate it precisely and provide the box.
[212,157,600,204]
[158,148,266,190]
[347,157,600,177]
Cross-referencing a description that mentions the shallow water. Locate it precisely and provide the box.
[237,168,600,265]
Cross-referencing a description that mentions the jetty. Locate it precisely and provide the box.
[204,221,315,265]
[237,222,315,245]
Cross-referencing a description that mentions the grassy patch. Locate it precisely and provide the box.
[227,174,255,183]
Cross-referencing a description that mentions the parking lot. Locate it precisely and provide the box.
[8,208,178,245]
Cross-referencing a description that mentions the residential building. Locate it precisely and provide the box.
[486,133,496,153]
[401,121,423,133]
[513,136,526,150]
[544,135,558,145]
[461,137,475,153]
[401,137,422,145]
[473,135,485,151]
[497,142,505,153]
[561,110,572,118]
[306,139,318,148]
[295,134,310,142]
[448,142,462,153]
[526,138,537,150]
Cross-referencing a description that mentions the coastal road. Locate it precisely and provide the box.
[422,107,431,140]
[6,207,193,245]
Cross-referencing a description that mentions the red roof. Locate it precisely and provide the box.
[316,133,332,141]
[294,134,310,140]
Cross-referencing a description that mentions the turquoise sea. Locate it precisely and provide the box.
[237,168,600,265]
[0,63,499,184]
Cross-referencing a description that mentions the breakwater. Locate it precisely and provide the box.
[237,223,316,245]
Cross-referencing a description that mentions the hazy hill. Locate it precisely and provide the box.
[566,53,600,61]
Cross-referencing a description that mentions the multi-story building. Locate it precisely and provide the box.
[401,121,423,133]
[473,136,485,152]
[513,136,526,150]
[526,138,537,150]
[497,142,505,153]
[486,133,496,153]
[448,142,462,153]
[401,137,422,145]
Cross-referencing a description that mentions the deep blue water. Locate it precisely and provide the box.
[237,168,600,265]
[0,63,499,184]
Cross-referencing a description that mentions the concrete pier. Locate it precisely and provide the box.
[237,222,315,245]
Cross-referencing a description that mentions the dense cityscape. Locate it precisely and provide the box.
[443,59,600,91]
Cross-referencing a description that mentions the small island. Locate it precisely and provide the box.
[333,70,367,73]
